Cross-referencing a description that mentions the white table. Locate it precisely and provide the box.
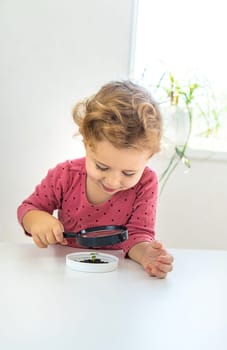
[0,243,227,350]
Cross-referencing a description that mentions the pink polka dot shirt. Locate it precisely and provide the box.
[17,158,158,255]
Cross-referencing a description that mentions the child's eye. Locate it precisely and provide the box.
[122,172,136,177]
[96,164,108,171]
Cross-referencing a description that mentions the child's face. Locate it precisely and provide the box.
[85,139,151,197]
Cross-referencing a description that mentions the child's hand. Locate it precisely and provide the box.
[140,241,173,278]
[128,241,173,278]
[22,210,68,248]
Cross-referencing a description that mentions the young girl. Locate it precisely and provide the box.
[17,80,173,278]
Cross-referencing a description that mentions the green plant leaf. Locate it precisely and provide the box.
[182,156,191,168]
[175,146,185,158]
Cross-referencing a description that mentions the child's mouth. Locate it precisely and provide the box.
[101,183,119,193]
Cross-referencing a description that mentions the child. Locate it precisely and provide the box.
[17,80,173,278]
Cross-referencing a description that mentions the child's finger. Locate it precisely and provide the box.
[46,231,58,244]
[146,265,167,279]
[53,225,64,243]
[157,254,174,264]
[154,269,167,279]
[33,234,48,248]
[155,261,173,273]
[150,240,163,249]
[60,239,68,245]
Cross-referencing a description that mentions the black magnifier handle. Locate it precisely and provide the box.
[63,232,78,238]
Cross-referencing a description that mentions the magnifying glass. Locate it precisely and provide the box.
[63,225,128,248]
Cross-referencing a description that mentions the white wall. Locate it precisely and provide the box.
[153,157,227,250]
[0,0,133,241]
[1,0,226,249]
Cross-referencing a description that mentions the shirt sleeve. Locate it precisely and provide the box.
[17,162,69,226]
[120,168,158,255]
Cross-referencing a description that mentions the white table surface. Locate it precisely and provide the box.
[0,242,227,350]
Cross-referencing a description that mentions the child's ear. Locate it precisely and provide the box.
[82,138,89,149]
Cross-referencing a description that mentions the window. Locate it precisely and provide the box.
[131,0,227,158]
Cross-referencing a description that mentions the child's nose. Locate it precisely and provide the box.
[105,173,122,188]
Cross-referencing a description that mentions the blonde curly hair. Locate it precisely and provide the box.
[72,80,162,155]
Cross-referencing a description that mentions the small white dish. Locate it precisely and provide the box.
[66,251,119,273]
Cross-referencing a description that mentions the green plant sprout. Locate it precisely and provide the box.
[90,253,97,263]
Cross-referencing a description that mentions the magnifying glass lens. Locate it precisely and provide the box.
[63,225,128,247]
